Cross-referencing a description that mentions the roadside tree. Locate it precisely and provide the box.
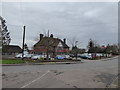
[0,16,11,46]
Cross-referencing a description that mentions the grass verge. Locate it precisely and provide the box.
[0,59,25,64]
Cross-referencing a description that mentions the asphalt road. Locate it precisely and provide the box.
[2,57,118,88]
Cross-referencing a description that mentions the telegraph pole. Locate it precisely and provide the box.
[22,26,26,60]
[46,30,49,60]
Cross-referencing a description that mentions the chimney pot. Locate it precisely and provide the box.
[50,34,53,38]
[40,34,43,41]
[63,38,66,44]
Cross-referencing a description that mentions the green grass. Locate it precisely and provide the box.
[0,60,25,64]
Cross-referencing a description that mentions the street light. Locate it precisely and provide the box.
[75,41,78,60]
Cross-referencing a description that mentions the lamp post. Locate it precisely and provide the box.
[75,41,78,60]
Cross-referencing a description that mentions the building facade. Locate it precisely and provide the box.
[2,45,22,58]
[31,34,70,57]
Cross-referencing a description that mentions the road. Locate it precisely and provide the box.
[2,57,118,88]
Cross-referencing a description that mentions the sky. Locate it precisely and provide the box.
[1,2,118,49]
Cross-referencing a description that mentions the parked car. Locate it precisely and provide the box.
[64,55,71,60]
[80,53,92,59]
[96,53,103,57]
[15,53,34,59]
[43,55,51,60]
[31,54,41,60]
[31,54,51,60]
[55,55,65,60]
[25,54,34,59]
[15,54,26,58]
[69,54,75,58]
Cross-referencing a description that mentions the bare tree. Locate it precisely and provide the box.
[67,36,77,48]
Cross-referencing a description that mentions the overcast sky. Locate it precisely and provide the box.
[1,2,118,49]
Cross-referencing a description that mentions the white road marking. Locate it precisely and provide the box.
[20,70,50,88]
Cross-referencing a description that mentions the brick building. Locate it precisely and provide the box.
[31,34,69,57]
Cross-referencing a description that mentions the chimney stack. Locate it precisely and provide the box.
[50,34,53,38]
[40,34,43,41]
[63,38,66,44]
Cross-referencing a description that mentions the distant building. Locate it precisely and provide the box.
[31,34,69,57]
[2,45,22,58]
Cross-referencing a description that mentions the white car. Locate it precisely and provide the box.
[31,55,41,60]
[42,55,51,60]
[64,55,71,60]
[15,54,26,58]
[96,53,103,57]
[31,54,51,60]
[25,54,34,58]
[15,54,34,59]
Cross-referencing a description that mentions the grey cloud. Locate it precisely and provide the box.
[2,2,118,48]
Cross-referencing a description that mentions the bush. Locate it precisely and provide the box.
[40,57,44,60]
